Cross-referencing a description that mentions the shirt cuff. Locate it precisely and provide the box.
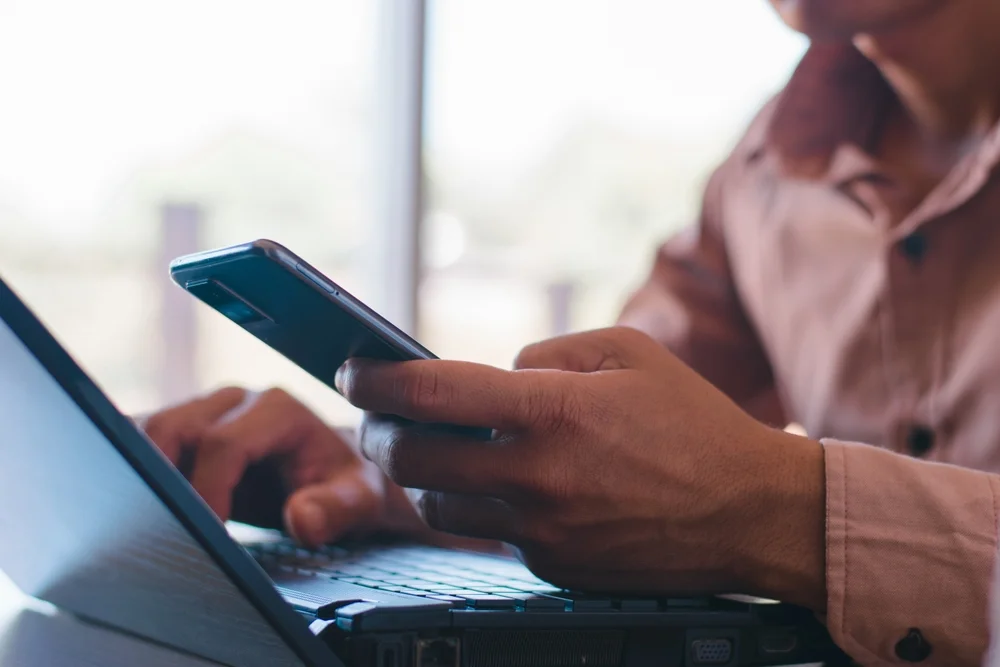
[822,439,1000,666]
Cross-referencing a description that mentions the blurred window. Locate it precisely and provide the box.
[421,0,806,367]
[0,0,809,425]
[0,0,377,423]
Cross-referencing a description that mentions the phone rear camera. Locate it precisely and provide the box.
[185,279,270,326]
[218,300,265,325]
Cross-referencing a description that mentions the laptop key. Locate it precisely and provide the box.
[565,596,614,612]
[666,597,711,607]
[332,565,381,576]
[370,585,403,592]
[525,586,564,595]
[336,577,366,586]
[508,594,568,611]
[427,595,466,607]
[481,576,526,586]
[462,595,517,610]
[377,575,425,584]
[437,589,484,599]
[478,586,522,594]
[424,576,475,586]
[617,599,660,612]
[385,579,436,589]
[372,584,417,593]
[425,587,473,595]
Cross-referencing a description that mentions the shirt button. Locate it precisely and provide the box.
[899,233,928,262]
[906,426,935,457]
[895,628,932,662]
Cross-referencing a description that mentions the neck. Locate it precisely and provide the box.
[852,3,1000,144]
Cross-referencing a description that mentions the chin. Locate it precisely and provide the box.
[769,0,943,40]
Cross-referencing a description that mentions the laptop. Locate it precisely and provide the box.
[0,276,846,667]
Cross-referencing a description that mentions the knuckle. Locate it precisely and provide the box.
[200,428,240,452]
[216,442,249,467]
[500,448,552,497]
[357,418,375,449]
[417,492,446,531]
[337,474,381,515]
[503,455,538,494]
[213,385,247,402]
[512,343,542,370]
[259,387,314,423]
[259,387,295,409]
[529,466,576,504]
[524,381,582,434]
[212,452,250,486]
[396,367,446,413]
[607,326,655,354]
[379,429,416,486]
[141,412,170,439]
[513,378,546,426]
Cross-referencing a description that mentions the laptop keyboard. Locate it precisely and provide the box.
[245,541,686,612]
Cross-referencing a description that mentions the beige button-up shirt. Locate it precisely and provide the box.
[620,43,1000,666]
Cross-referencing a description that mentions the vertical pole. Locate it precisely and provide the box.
[158,202,201,405]
[371,0,426,335]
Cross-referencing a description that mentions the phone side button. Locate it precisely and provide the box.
[295,263,336,293]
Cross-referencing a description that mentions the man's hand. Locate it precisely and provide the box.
[338,327,827,610]
[138,387,427,547]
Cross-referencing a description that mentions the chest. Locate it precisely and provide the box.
[720,171,1000,469]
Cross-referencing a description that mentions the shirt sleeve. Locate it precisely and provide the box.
[823,439,1000,666]
[616,162,783,424]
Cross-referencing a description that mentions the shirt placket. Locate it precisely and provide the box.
[878,133,1000,459]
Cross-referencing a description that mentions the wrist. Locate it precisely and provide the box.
[733,427,827,611]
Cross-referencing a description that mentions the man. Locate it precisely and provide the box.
[142,0,1000,664]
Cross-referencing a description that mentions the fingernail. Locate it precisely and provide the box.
[334,363,348,394]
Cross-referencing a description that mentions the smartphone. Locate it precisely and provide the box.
[169,239,436,392]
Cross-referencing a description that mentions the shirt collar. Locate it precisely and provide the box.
[757,41,897,183]
[753,41,1000,234]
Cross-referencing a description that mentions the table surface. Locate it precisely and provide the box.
[0,573,212,666]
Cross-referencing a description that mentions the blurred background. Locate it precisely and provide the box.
[0,0,806,426]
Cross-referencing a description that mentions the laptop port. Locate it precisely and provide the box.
[691,638,733,665]
[415,638,460,667]
[758,631,798,655]
[380,643,401,667]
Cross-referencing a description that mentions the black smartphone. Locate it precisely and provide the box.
[169,239,436,392]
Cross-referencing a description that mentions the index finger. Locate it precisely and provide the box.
[336,358,552,430]
[139,387,248,464]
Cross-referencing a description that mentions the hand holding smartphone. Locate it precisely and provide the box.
[170,239,435,387]
[169,239,489,440]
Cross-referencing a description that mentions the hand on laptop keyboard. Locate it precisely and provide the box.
[138,387,503,553]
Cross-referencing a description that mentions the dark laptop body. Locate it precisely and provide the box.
[0,277,846,667]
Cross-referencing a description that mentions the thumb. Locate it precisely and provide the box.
[284,467,383,547]
[512,326,656,373]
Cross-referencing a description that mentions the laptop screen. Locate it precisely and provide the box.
[0,296,312,667]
